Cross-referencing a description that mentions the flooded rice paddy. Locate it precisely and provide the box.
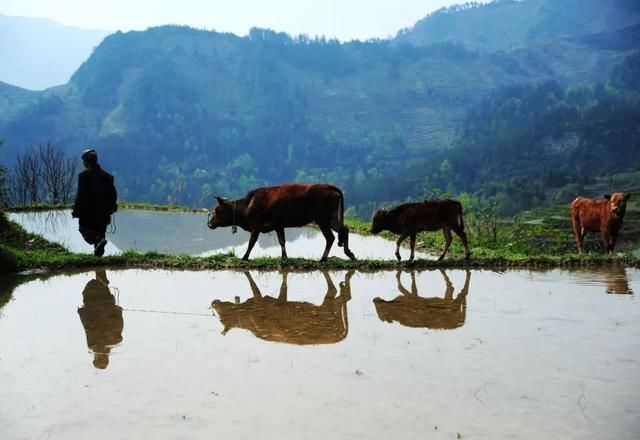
[0,267,638,439]
[8,209,427,259]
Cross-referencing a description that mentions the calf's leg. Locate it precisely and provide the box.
[439,227,453,261]
[409,233,417,262]
[452,224,471,259]
[395,233,408,261]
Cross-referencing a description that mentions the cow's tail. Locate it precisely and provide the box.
[335,188,355,259]
[457,201,465,231]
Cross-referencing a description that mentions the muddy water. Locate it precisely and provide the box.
[0,268,638,440]
[8,209,426,259]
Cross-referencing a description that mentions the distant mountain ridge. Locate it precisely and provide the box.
[0,15,108,90]
[395,0,640,52]
[0,0,638,212]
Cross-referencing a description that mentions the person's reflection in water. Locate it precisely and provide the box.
[77,270,123,369]
[211,270,353,345]
[374,269,471,330]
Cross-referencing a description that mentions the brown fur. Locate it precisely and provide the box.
[570,192,631,253]
[211,271,352,345]
[371,199,471,261]
[374,270,470,330]
[208,183,356,261]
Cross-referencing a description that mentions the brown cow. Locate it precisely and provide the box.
[570,192,631,253]
[374,270,471,330]
[211,270,353,345]
[370,199,471,261]
[207,183,356,261]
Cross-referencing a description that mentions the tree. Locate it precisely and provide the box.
[12,143,78,206]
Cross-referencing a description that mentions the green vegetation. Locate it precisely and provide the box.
[2,208,638,277]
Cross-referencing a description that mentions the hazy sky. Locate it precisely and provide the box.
[1,0,486,41]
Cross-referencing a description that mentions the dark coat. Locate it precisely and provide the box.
[72,165,117,225]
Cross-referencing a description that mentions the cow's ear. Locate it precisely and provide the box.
[603,194,611,200]
[216,196,228,205]
[624,193,632,201]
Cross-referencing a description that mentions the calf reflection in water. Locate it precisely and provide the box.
[77,270,123,369]
[211,271,353,345]
[374,270,471,330]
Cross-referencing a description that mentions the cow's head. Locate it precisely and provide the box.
[370,209,388,234]
[604,192,631,218]
[207,196,234,229]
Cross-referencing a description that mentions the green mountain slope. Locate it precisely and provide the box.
[0,2,638,212]
[395,0,640,52]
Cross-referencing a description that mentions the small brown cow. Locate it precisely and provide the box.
[570,192,631,253]
[371,199,471,261]
[207,183,356,261]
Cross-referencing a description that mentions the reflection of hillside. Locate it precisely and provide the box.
[107,210,312,254]
[374,270,471,330]
[212,271,353,345]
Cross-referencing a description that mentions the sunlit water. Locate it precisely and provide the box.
[8,209,426,259]
[0,268,638,439]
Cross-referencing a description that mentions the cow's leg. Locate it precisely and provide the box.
[319,223,335,262]
[572,215,585,254]
[395,233,408,261]
[276,227,287,259]
[610,232,618,252]
[331,215,356,260]
[439,227,453,261]
[339,227,356,260]
[242,230,260,260]
[278,271,288,302]
[601,230,612,253]
[453,225,471,259]
[409,233,417,262]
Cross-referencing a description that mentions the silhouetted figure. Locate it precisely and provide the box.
[211,270,353,345]
[374,270,471,330]
[72,149,117,257]
[77,270,123,369]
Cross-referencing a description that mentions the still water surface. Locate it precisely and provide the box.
[0,267,638,439]
[8,209,424,259]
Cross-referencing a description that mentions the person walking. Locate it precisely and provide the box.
[72,149,117,256]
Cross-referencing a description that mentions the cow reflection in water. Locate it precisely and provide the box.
[212,271,353,345]
[600,266,633,295]
[374,270,471,330]
[77,270,123,369]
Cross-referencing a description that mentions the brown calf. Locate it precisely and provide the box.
[371,199,471,261]
[570,192,631,253]
[207,183,356,261]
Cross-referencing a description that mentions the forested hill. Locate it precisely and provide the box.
[396,0,640,52]
[0,0,638,214]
